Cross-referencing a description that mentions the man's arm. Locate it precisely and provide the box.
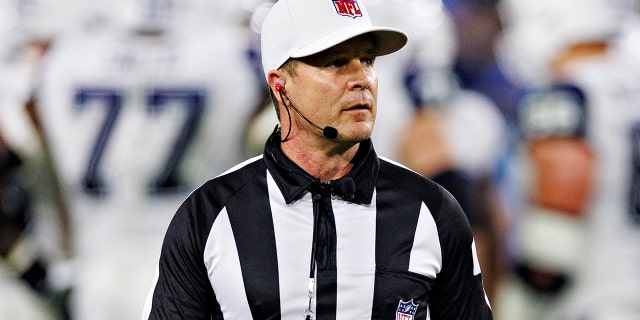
[514,84,593,292]
[429,190,494,319]
[143,196,219,319]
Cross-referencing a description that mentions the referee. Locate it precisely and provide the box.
[143,0,493,319]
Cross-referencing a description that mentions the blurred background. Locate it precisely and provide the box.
[1,0,639,319]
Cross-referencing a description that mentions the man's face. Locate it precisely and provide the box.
[287,35,378,143]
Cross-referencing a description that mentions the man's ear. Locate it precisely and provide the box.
[267,71,285,94]
[267,71,288,108]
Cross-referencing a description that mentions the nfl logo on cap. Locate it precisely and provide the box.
[332,0,362,18]
[396,299,418,320]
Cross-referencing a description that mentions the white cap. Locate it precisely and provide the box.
[261,0,408,79]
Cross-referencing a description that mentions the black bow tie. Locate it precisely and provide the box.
[309,177,356,201]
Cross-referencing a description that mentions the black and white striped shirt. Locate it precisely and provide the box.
[144,131,492,319]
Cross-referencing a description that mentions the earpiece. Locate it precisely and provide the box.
[275,78,285,92]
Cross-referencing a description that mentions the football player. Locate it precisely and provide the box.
[494,0,640,319]
[26,0,261,318]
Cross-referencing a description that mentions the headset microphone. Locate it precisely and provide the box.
[321,126,338,139]
[275,79,339,140]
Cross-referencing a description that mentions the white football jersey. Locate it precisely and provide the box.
[551,44,640,320]
[35,22,259,319]
[509,44,640,320]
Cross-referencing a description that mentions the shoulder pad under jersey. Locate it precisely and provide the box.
[517,83,587,139]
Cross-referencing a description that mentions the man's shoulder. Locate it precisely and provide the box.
[377,157,445,200]
[168,156,267,234]
[377,157,467,224]
[195,155,266,199]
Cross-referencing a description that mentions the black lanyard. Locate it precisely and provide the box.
[305,185,336,320]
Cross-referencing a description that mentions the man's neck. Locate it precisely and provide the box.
[281,138,359,182]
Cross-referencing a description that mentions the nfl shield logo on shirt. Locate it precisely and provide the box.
[396,299,418,320]
[332,0,363,18]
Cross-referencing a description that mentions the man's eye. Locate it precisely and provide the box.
[362,57,375,66]
[327,59,348,68]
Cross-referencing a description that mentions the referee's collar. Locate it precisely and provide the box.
[264,128,378,205]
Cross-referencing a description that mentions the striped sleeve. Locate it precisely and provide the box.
[429,188,493,319]
[144,188,221,319]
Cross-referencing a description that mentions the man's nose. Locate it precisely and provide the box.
[346,60,373,90]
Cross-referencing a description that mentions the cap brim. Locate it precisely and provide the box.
[290,26,408,59]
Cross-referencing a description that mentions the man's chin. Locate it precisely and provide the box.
[339,128,372,143]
